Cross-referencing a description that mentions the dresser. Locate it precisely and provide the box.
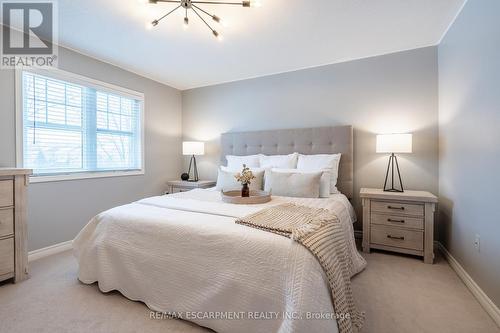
[360,188,438,264]
[0,168,32,283]
[165,180,216,194]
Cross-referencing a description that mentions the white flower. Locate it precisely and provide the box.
[234,164,255,185]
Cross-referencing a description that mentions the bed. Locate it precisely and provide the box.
[73,126,366,333]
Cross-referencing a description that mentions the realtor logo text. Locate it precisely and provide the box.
[1,1,58,68]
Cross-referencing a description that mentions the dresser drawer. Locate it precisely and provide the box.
[371,225,423,251]
[371,213,424,230]
[0,237,14,276]
[371,200,424,217]
[0,180,14,207]
[0,209,14,238]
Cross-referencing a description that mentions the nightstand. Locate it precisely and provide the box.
[165,180,216,194]
[360,188,438,264]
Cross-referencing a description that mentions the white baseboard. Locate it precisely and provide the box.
[437,242,500,327]
[28,240,73,262]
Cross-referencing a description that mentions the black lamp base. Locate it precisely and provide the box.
[187,155,199,182]
[383,153,404,192]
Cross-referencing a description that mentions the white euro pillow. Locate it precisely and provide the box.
[259,153,298,169]
[226,154,261,169]
[297,153,341,194]
[216,167,264,191]
[264,169,322,198]
[267,168,331,198]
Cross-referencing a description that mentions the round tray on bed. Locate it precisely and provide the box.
[221,190,272,205]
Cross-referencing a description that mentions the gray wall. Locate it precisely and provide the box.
[182,46,439,229]
[439,0,500,307]
[0,46,183,251]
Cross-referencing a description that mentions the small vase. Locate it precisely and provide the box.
[241,183,250,197]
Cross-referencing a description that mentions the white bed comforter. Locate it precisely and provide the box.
[73,189,366,333]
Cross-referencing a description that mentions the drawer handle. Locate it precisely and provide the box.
[387,205,405,210]
[387,235,405,240]
[387,218,405,223]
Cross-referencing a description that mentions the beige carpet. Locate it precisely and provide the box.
[0,249,498,333]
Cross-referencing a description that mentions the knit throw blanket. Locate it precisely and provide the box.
[236,203,364,333]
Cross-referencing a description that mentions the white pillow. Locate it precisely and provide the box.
[221,165,264,172]
[267,168,331,198]
[216,167,264,191]
[264,169,322,198]
[297,154,341,194]
[259,153,298,169]
[226,154,261,169]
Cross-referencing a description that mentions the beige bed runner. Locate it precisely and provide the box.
[236,203,364,333]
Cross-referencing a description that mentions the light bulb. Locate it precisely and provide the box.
[213,30,223,41]
[243,0,261,7]
[146,20,158,30]
[212,15,228,27]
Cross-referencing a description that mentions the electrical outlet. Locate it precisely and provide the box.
[474,234,480,252]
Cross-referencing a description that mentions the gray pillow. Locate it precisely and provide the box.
[264,170,322,198]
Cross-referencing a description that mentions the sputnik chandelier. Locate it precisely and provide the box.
[143,0,261,41]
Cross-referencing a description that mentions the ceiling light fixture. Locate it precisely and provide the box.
[142,0,261,40]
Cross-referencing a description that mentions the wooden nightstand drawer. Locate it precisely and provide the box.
[0,180,14,207]
[0,169,31,283]
[0,237,14,276]
[361,188,437,263]
[371,225,423,251]
[371,200,424,217]
[0,208,14,238]
[371,213,424,230]
[166,180,217,194]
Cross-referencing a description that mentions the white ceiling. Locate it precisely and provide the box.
[53,0,464,90]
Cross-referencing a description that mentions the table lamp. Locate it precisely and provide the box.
[182,141,205,182]
[376,133,412,192]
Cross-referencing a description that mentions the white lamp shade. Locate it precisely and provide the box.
[376,134,412,153]
[182,141,205,156]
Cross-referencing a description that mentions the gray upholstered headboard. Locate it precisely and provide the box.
[220,126,354,199]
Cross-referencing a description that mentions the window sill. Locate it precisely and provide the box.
[29,170,145,183]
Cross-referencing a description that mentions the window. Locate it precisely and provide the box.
[16,69,144,182]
